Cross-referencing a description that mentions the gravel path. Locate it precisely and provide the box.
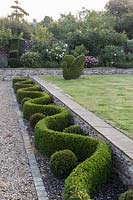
[0,81,37,200]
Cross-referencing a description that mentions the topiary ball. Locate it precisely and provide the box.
[64,125,83,135]
[49,149,77,179]
[119,190,133,200]
[21,97,31,109]
[30,113,46,129]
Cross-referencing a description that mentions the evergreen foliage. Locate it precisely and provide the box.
[50,149,77,178]
[62,55,85,80]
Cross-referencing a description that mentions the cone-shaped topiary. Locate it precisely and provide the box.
[49,149,77,179]
[62,55,85,80]
[119,190,133,200]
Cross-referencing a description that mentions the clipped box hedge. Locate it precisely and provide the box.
[13,78,33,93]
[13,77,112,200]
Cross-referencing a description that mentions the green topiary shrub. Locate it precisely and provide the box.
[14,78,33,93]
[9,38,21,52]
[9,50,19,58]
[13,77,112,200]
[64,125,83,135]
[8,58,22,68]
[65,191,91,199]
[71,44,87,57]
[49,149,77,179]
[23,96,56,120]
[12,78,29,88]
[62,55,85,80]
[16,85,42,104]
[21,97,31,109]
[30,113,46,129]
[119,190,133,200]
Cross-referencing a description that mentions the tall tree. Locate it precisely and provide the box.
[31,24,53,44]
[5,1,31,38]
[115,13,133,39]
[105,0,133,18]
[8,0,29,21]
[48,13,79,40]
[40,16,53,28]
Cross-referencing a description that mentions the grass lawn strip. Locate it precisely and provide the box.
[42,75,133,139]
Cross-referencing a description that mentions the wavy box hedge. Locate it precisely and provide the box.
[13,77,112,200]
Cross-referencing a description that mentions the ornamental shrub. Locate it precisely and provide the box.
[71,44,87,57]
[113,61,133,68]
[9,50,19,58]
[48,41,68,62]
[20,52,41,68]
[8,58,22,68]
[21,97,31,109]
[64,125,83,135]
[14,79,33,93]
[85,56,99,67]
[49,149,77,179]
[16,85,42,104]
[62,55,85,80]
[118,190,133,200]
[30,113,46,129]
[23,99,57,120]
[126,40,133,53]
[44,60,61,68]
[100,45,126,66]
[12,78,29,87]
[127,53,133,62]
[13,77,112,199]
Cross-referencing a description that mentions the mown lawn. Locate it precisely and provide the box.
[41,75,133,139]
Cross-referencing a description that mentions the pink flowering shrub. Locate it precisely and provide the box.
[85,56,99,67]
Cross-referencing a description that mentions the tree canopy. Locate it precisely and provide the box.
[105,0,133,17]
[8,0,29,21]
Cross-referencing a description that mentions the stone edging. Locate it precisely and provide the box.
[32,76,133,187]
[11,86,49,200]
[0,67,133,80]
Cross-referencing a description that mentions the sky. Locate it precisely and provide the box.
[0,0,109,22]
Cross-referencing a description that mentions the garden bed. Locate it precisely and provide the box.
[13,77,128,200]
[26,121,127,200]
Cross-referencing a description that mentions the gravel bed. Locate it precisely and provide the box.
[0,81,37,200]
[26,122,127,200]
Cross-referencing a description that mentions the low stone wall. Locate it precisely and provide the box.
[32,76,133,188]
[0,68,62,80]
[0,67,133,80]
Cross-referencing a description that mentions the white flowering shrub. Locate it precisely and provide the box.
[47,41,68,62]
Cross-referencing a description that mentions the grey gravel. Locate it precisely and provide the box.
[0,81,37,200]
